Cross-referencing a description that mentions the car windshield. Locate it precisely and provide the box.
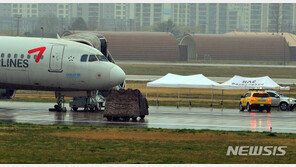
[253,93,269,98]
[96,54,108,62]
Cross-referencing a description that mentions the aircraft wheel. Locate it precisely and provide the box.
[106,116,112,121]
[72,106,78,111]
[122,117,130,122]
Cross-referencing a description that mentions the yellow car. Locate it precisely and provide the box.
[239,91,272,112]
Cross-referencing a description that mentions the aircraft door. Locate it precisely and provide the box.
[49,45,65,72]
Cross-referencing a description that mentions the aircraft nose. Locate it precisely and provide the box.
[110,65,126,85]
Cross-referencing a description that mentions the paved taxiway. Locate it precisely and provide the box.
[118,61,296,69]
[0,101,295,133]
[127,75,296,85]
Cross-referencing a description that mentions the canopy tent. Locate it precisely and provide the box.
[147,73,220,107]
[217,75,290,90]
[147,73,220,88]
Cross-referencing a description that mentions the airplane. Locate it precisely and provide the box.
[0,35,126,111]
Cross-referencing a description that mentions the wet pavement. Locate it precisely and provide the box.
[0,101,295,133]
[127,75,296,85]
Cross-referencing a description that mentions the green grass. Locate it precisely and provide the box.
[119,64,296,78]
[0,123,295,164]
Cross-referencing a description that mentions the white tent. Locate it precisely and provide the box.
[217,75,290,90]
[147,73,220,107]
[147,73,220,88]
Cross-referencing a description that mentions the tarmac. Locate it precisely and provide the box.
[126,75,296,85]
[118,61,296,68]
[0,101,295,133]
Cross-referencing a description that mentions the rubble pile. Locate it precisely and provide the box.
[104,89,149,120]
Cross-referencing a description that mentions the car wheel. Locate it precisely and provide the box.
[239,103,245,111]
[266,107,271,113]
[247,103,251,112]
[280,102,288,111]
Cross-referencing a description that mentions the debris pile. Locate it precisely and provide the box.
[104,89,149,121]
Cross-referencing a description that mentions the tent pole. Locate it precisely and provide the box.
[289,88,291,111]
[177,88,180,108]
[188,88,191,108]
[157,88,159,106]
[221,89,224,108]
[211,87,213,107]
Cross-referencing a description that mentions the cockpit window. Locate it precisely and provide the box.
[96,55,108,62]
[88,55,98,62]
[81,54,88,62]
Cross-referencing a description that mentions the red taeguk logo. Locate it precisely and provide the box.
[28,47,46,63]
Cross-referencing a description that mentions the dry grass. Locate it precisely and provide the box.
[0,123,295,163]
[50,129,240,141]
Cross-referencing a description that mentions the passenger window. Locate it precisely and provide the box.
[88,55,98,62]
[96,54,108,62]
[41,55,44,59]
[1,53,4,58]
[14,54,18,58]
[268,92,276,97]
[7,54,11,58]
[21,54,24,59]
[27,55,31,59]
[81,55,88,62]
[34,55,37,59]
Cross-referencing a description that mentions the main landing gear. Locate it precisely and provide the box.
[49,93,67,112]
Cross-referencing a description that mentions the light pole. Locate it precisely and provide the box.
[16,14,21,36]
[41,27,44,38]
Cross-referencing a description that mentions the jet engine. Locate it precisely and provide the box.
[0,89,15,99]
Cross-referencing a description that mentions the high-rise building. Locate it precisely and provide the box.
[1,3,296,34]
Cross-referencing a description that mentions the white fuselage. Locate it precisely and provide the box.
[0,36,125,91]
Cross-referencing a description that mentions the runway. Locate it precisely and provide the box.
[127,75,296,85]
[0,101,295,133]
[118,61,296,69]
